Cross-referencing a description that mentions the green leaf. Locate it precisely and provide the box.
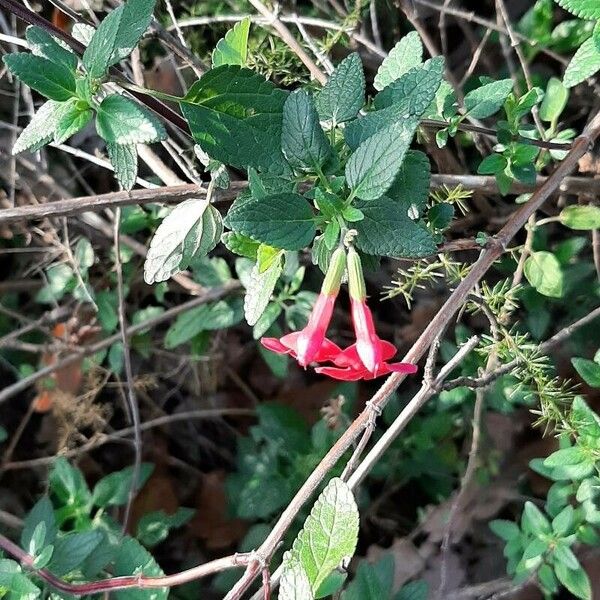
[96,94,166,144]
[464,79,513,118]
[53,102,93,144]
[12,100,66,154]
[0,427,6,443]
[113,537,168,600]
[222,231,260,259]
[554,0,600,19]
[387,150,431,214]
[554,562,592,600]
[25,26,77,71]
[563,37,600,88]
[540,77,569,123]
[0,561,40,600]
[354,196,437,258]
[243,253,284,326]
[279,560,313,600]
[212,17,250,67]
[346,124,417,201]
[478,153,507,175]
[164,298,243,348]
[3,53,76,101]
[49,457,91,507]
[286,478,359,593]
[49,531,103,576]
[282,90,331,171]
[544,445,588,467]
[257,244,282,273]
[572,357,600,387]
[428,203,454,230]
[552,505,575,536]
[180,66,288,172]
[144,199,221,284]
[559,205,600,229]
[137,508,195,547]
[21,496,57,551]
[489,519,520,541]
[107,143,138,191]
[83,0,156,78]
[521,500,551,535]
[315,52,365,123]
[72,23,96,46]
[374,31,423,91]
[224,193,316,251]
[524,251,564,297]
[374,56,445,110]
[92,463,154,507]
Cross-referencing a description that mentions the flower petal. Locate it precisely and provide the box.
[314,338,344,362]
[261,337,292,355]
[386,361,419,374]
[315,365,367,381]
[378,340,398,360]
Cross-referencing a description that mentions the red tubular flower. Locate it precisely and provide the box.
[261,247,346,367]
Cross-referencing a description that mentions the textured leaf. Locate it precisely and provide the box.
[113,537,168,600]
[282,90,331,170]
[464,79,514,118]
[279,560,314,600]
[346,124,417,200]
[315,52,365,123]
[387,150,431,214]
[25,26,77,70]
[524,251,564,297]
[107,143,138,191]
[222,231,260,259]
[212,17,250,67]
[224,193,316,251]
[374,31,423,91]
[374,56,445,110]
[12,100,65,154]
[96,94,166,144]
[72,23,96,46]
[288,478,359,593]
[144,199,221,284]
[554,0,600,19]
[354,196,437,258]
[180,66,289,172]
[244,253,284,325]
[559,204,600,229]
[53,103,93,144]
[0,562,40,600]
[49,531,103,576]
[3,53,76,101]
[563,37,600,87]
[554,563,592,600]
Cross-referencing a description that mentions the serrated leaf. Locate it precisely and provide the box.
[374,31,423,91]
[222,231,260,259]
[287,478,359,593]
[113,537,168,600]
[72,23,96,46]
[374,56,445,110]
[224,193,316,251]
[107,143,138,191]
[12,100,64,154]
[387,150,431,214]
[354,196,437,258]
[49,531,104,576]
[212,17,250,67]
[559,204,600,229]
[144,199,220,284]
[315,52,365,123]
[3,53,76,101]
[244,253,284,325]
[0,563,40,600]
[180,66,289,172]
[563,36,600,88]
[164,298,243,348]
[346,124,417,200]
[83,0,156,78]
[524,251,564,298]
[280,560,314,600]
[96,94,166,144]
[282,90,331,171]
[464,79,514,118]
[554,0,600,19]
[54,102,93,144]
[26,26,77,70]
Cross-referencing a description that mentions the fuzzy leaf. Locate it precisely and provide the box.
[96,94,166,144]
[282,90,331,170]
[464,79,514,118]
[244,253,284,325]
[3,53,76,101]
[54,103,93,144]
[222,231,260,259]
[387,150,431,214]
[315,52,365,123]
[12,100,65,154]
[107,143,138,191]
[554,0,600,19]
[563,37,600,88]
[212,17,250,67]
[279,560,313,600]
[354,196,437,258]
[180,66,289,172]
[25,26,77,70]
[374,31,423,91]
[224,193,316,251]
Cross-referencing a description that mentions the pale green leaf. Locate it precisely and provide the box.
[96,94,166,144]
[25,26,77,70]
[523,251,564,297]
[554,562,592,600]
[137,508,194,547]
[554,0,600,19]
[72,23,95,46]
[563,37,600,88]
[559,204,600,229]
[12,100,64,154]
[107,143,138,191]
[374,31,423,91]
[54,102,93,144]
[212,17,250,67]
[279,559,314,600]
[464,79,513,118]
[539,77,569,123]
[315,52,365,123]
[243,253,284,326]
[222,231,260,259]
